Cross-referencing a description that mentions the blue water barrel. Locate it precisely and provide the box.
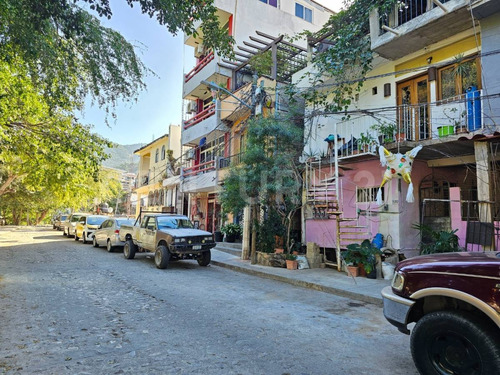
[466,86,481,131]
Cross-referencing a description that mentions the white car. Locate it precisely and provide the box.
[92,217,135,252]
[75,215,109,244]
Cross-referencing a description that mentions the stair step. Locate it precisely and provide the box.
[338,217,357,222]
[340,225,368,229]
[340,237,369,242]
[339,232,370,236]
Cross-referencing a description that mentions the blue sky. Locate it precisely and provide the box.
[80,0,343,146]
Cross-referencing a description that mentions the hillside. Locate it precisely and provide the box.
[102,143,142,173]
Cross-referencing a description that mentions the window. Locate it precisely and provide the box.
[155,148,159,163]
[356,187,383,203]
[200,135,225,164]
[260,0,277,7]
[438,56,481,101]
[161,146,166,160]
[295,3,312,22]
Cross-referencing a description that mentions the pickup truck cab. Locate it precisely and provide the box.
[119,213,216,269]
[382,252,500,375]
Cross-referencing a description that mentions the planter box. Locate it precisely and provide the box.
[346,265,359,277]
[286,260,298,270]
[438,125,454,137]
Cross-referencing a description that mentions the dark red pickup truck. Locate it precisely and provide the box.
[382,252,500,375]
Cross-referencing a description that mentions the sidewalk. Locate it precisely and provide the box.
[211,248,390,306]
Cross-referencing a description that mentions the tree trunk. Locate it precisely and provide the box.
[12,209,21,225]
[36,210,49,225]
[250,202,258,264]
[0,174,18,196]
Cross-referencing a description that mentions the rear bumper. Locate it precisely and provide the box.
[381,286,415,334]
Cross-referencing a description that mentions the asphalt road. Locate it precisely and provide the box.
[0,227,418,375]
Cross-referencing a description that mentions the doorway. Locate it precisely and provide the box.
[397,75,430,140]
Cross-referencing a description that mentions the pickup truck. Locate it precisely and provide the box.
[382,252,500,375]
[118,213,216,269]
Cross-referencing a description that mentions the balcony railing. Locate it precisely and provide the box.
[184,52,215,83]
[335,92,483,158]
[218,153,242,169]
[183,103,216,130]
[182,160,216,177]
[380,0,453,34]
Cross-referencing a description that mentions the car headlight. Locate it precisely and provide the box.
[174,238,186,243]
[391,271,405,291]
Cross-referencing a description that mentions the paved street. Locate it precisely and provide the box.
[0,227,417,375]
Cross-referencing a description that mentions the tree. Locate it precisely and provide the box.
[220,114,304,255]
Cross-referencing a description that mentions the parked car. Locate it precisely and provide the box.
[53,214,68,231]
[62,213,87,237]
[382,252,500,375]
[119,213,215,269]
[92,217,135,252]
[75,214,109,244]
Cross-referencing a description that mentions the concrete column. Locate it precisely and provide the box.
[474,141,493,250]
[241,205,251,259]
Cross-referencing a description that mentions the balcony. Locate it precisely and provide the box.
[182,103,219,145]
[181,160,218,193]
[370,0,471,60]
[183,53,232,99]
[334,92,484,159]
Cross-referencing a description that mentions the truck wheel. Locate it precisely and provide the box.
[197,250,211,266]
[123,240,136,259]
[154,245,170,269]
[93,237,99,248]
[106,240,114,253]
[411,310,500,375]
[63,228,67,237]
[83,233,88,244]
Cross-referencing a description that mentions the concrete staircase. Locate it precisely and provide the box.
[214,242,242,257]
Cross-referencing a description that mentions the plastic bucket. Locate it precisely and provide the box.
[437,125,454,137]
[382,262,395,280]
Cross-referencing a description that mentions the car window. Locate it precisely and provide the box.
[116,219,134,227]
[87,216,107,225]
[60,215,68,221]
[157,217,194,229]
[71,215,81,223]
[79,217,86,224]
[99,220,109,228]
[146,217,156,230]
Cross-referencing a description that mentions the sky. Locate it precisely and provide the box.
[80,0,345,146]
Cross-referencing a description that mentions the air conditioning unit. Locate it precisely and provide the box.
[197,44,205,55]
[186,101,197,114]
[186,149,195,160]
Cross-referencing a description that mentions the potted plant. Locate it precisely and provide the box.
[285,253,298,270]
[342,240,382,278]
[214,229,224,242]
[221,223,242,243]
[371,122,396,144]
[358,132,375,153]
[412,223,460,255]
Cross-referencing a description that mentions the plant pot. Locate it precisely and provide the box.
[275,248,284,254]
[395,132,406,142]
[438,125,454,137]
[225,234,236,243]
[367,267,377,279]
[346,265,359,277]
[358,264,367,277]
[286,260,298,270]
[214,231,223,242]
[456,126,468,134]
[292,251,299,255]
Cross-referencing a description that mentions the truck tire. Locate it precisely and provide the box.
[83,233,88,244]
[197,250,211,266]
[63,228,67,237]
[123,240,136,259]
[410,310,500,375]
[154,245,170,269]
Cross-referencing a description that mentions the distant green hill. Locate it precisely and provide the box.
[102,143,142,173]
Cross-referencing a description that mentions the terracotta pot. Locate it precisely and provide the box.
[275,248,284,254]
[286,260,298,270]
[346,265,359,277]
[292,251,299,255]
[395,133,406,142]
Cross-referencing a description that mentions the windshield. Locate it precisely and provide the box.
[71,215,82,222]
[116,219,134,227]
[87,216,107,225]
[157,217,194,230]
[60,215,68,221]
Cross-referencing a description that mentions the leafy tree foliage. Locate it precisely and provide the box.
[220,114,304,253]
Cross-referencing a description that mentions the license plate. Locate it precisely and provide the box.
[193,245,202,250]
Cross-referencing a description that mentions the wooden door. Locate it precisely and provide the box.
[397,75,430,140]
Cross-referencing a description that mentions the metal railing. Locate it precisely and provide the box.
[218,153,242,169]
[183,103,216,130]
[182,160,216,177]
[184,52,214,83]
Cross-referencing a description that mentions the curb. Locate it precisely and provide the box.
[211,260,383,307]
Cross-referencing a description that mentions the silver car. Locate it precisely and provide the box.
[63,213,87,237]
[92,217,135,252]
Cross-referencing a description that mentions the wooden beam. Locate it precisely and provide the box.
[426,155,476,167]
[249,36,269,46]
[235,51,252,59]
[237,45,259,55]
[243,41,266,51]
